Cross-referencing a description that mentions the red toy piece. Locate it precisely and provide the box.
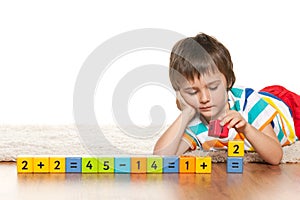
[208,120,229,138]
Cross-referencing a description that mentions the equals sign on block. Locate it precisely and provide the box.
[70,162,78,168]
[163,157,179,173]
[227,157,243,173]
[66,157,82,173]
[168,162,175,168]
[232,162,239,168]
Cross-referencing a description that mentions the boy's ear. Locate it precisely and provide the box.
[176,98,182,111]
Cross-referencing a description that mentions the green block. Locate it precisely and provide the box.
[82,157,99,173]
[98,157,115,173]
[147,157,163,173]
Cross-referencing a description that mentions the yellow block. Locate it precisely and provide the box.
[228,140,244,157]
[17,156,33,173]
[179,156,195,173]
[195,157,212,173]
[33,157,50,173]
[50,157,66,173]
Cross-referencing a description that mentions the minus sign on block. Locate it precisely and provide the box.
[119,164,126,167]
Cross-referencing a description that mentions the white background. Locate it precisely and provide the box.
[0,0,299,125]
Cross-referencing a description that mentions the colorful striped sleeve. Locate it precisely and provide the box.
[240,87,277,131]
[182,128,201,150]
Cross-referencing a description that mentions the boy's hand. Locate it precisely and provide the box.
[176,91,196,118]
[220,110,250,133]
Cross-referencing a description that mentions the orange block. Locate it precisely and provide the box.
[131,157,147,173]
[179,156,195,173]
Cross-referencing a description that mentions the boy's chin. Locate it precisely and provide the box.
[199,112,219,122]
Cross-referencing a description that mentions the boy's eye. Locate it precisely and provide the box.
[187,91,197,95]
[209,85,218,91]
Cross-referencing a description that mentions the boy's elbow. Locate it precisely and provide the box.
[153,145,165,155]
[153,145,174,156]
[153,149,161,155]
[268,150,283,165]
[268,158,281,165]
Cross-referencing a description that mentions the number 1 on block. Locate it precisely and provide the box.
[179,156,195,173]
[131,157,147,173]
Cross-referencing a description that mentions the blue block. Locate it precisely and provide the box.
[227,157,243,173]
[163,156,179,173]
[66,157,82,173]
[114,157,131,173]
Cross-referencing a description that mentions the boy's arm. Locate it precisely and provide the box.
[153,112,192,155]
[222,110,283,165]
[242,123,283,165]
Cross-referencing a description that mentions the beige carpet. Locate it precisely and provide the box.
[1,125,299,163]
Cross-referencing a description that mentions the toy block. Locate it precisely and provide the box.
[115,157,131,173]
[82,157,99,173]
[195,157,212,173]
[163,156,179,173]
[131,157,147,173]
[208,120,229,138]
[17,156,33,173]
[66,157,82,173]
[33,156,50,173]
[179,156,195,173]
[147,156,163,173]
[228,140,244,157]
[98,157,114,173]
[49,157,66,173]
[227,157,243,173]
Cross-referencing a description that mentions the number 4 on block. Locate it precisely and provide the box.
[228,140,244,157]
[147,157,163,173]
[82,157,99,173]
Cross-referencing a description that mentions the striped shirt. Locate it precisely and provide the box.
[182,86,298,151]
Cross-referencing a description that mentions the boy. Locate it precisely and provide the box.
[153,33,299,165]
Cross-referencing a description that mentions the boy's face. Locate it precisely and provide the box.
[179,71,229,122]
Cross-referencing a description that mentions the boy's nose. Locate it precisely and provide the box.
[198,91,210,104]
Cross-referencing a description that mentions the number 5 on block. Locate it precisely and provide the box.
[228,140,244,157]
[98,158,114,173]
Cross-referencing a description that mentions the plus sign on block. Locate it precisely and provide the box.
[33,157,49,173]
[195,157,212,173]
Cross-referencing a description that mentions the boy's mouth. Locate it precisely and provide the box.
[199,106,213,112]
